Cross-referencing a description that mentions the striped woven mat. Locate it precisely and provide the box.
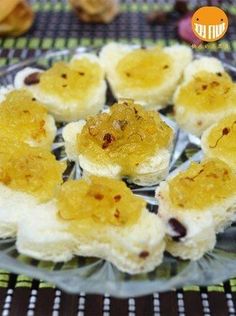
[0,0,236,315]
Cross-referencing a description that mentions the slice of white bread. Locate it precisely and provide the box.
[63,120,172,186]
[156,158,236,260]
[174,57,236,136]
[14,54,107,122]
[99,42,192,109]
[201,114,236,172]
[0,141,65,239]
[17,177,166,274]
[73,208,166,274]
[17,204,166,273]
[157,181,216,260]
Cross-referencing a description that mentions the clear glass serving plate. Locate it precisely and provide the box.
[0,48,236,297]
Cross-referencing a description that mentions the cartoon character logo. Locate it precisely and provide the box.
[191,6,228,42]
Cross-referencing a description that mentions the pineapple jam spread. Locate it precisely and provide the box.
[77,100,173,176]
[176,71,236,112]
[0,90,50,148]
[168,159,236,210]
[116,47,173,89]
[38,58,103,102]
[0,141,65,202]
[57,176,145,229]
[206,115,236,168]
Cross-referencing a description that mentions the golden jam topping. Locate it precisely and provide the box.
[168,159,236,210]
[77,100,173,175]
[116,48,173,89]
[0,141,65,202]
[176,71,236,112]
[57,176,144,229]
[0,90,50,148]
[206,115,236,167]
[39,58,103,102]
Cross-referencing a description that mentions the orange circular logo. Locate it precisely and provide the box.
[191,6,228,42]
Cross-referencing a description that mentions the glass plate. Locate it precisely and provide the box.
[0,48,236,297]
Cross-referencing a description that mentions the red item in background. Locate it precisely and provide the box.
[178,13,202,45]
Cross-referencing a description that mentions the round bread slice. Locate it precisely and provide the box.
[14,53,106,122]
[17,177,166,274]
[63,101,174,186]
[174,57,236,136]
[156,158,236,260]
[0,143,65,239]
[99,42,192,109]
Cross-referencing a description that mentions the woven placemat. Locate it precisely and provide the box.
[0,0,236,315]
[0,0,235,67]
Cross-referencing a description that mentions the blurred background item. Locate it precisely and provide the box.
[146,0,201,45]
[0,0,34,37]
[178,13,202,45]
[69,0,120,23]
